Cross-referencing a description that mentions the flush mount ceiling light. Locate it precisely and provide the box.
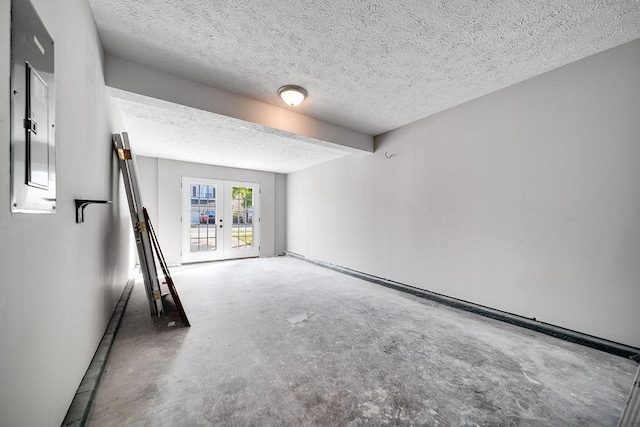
[278,85,307,106]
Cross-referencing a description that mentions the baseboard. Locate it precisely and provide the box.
[285,252,640,360]
[61,266,138,426]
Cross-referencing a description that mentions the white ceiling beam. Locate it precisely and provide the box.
[105,54,373,153]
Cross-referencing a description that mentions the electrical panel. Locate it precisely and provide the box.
[10,0,56,213]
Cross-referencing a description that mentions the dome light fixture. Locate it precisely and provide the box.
[278,85,307,106]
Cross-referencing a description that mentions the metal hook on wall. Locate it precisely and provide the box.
[385,152,394,159]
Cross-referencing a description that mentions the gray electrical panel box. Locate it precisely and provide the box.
[10,0,56,213]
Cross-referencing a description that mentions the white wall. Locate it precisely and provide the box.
[0,1,132,425]
[137,157,286,265]
[287,39,640,348]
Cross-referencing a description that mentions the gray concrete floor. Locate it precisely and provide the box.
[88,257,637,426]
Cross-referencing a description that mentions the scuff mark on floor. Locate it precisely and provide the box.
[523,371,541,385]
[286,313,309,325]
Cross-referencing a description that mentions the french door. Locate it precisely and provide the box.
[182,177,260,263]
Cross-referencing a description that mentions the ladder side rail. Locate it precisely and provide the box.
[122,132,165,317]
[113,134,156,315]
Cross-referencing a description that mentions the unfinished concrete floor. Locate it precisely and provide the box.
[88,257,637,426]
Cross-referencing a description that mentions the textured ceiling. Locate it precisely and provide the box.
[90,0,640,136]
[111,90,351,174]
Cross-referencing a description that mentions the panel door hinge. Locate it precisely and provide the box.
[24,117,37,134]
[117,148,132,160]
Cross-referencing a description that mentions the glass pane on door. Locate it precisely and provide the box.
[231,186,253,249]
[190,183,217,253]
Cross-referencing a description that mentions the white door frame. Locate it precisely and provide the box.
[182,177,260,263]
[223,180,260,260]
[182,177,225,263]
